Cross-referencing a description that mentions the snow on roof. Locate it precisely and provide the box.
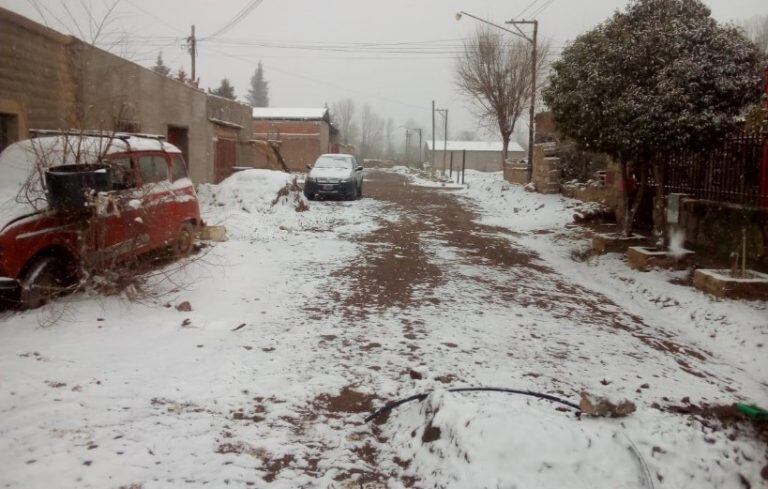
[425,140,524,153]
[252,107,328,120]
[0,135,181,228]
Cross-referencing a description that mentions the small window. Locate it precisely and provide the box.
[138,155,169,184]
[108,156,136,190]
[171,155,188,181]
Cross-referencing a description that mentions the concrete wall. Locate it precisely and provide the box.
[0,7,254,184]
[0,7,75,139]
[252,119,330,171]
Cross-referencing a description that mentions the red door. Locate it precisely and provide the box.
[214,138,237,183]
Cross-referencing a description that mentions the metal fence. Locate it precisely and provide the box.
[663,131,768,208]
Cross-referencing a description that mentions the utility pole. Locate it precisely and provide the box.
[416,128,423,164]
[187,25,197,85]
[435,107,448,175]
[505,18,538,183]
[405,129,411,163]
[431,100,436,173]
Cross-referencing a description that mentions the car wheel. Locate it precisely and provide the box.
[19,256,67,309]
[347,185,358,201]
[174,223,195,257]
[304,191,315,201]
[357,183,363,199]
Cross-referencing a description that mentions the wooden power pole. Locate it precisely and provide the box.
[188,25,197,84]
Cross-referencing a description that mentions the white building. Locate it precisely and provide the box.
[424,140,526,172]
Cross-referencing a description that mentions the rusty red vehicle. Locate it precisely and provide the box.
[0,132,201,308]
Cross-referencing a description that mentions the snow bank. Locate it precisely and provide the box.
[197,169,377,241]
[461,172,601,231]
[382,390,647,488]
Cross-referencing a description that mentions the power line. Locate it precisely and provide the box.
[203,45,430,111]
[516,0,541,19]
[201,0,264,41]
[529,0,557,19]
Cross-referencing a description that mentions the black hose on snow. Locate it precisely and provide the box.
[364,387,581,423]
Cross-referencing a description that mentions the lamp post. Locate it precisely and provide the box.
[456,11,538,183]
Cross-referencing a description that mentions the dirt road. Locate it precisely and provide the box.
[2,169,765,488]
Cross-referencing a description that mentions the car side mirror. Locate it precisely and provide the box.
[356,166,363,171]
[306,164,312,170]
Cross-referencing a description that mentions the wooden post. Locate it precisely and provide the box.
[462,149,466,184]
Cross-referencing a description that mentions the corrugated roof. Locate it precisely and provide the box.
[424,140,524,153]
[252,107,328,120]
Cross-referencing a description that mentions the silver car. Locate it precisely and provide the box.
[304,154,364,201]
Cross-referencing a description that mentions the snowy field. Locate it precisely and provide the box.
[0,168,765,488]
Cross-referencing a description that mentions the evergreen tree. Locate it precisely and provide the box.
[151,52,171,76]
[543,0,761,237]
[247,61,270,107]
[209,78,236,100]
[175,67,189,84]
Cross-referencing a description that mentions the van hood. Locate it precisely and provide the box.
[309,167,353,180]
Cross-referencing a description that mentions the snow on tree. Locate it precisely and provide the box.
[247,61,270,107]
[543,0,762,238]
[209,79,236,100]
[151,52,171,76]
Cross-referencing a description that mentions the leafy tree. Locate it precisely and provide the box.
[247,61,270,107]
[209,78,236,100]
[151,52,171,76]
[544,0,762,238]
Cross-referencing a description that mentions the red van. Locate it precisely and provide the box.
[0,133,201,308]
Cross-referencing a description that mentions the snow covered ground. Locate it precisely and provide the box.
[0,168,765,488]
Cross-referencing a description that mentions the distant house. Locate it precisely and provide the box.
[251,107,346,171]
[424,140,526,172]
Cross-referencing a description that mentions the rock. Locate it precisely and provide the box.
[409,370,423,380]
[579,391,636,418]
[176,301,192,312]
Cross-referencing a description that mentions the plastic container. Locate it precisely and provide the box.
[45,164,112,211]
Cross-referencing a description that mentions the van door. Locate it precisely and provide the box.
[90,154,149,267]
[137,153,174,249]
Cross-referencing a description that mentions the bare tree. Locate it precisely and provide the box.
[385,118,395,159]
[456,27,548,162]
[331,98,359,146]
[359,104,385,159]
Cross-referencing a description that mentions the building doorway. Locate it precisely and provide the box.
[0,113,20,153]
[167,125,189,163]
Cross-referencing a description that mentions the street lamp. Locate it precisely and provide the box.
[456,11,538,183]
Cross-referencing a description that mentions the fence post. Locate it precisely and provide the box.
[462,149,466,185]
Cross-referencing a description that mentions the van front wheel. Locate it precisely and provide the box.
[19,256,67,309]
[174,223,195,257]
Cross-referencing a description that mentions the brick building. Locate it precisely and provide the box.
[0,7,254,184]
[252,107,345,172]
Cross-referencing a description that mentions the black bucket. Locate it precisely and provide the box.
[45,164,113,211]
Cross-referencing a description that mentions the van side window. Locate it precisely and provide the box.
[171,155,189,181]
[108,156,135,190]
[138,155,169,184]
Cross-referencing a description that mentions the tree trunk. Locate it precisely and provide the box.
[652,159,667,248]
[501,134,510,164]
[623,161,648,237]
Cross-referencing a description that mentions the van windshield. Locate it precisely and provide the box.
[315,156,353,169]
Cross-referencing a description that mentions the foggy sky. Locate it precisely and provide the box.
[2,0,766,141]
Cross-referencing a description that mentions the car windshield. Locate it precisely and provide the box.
[314,156,352,169]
